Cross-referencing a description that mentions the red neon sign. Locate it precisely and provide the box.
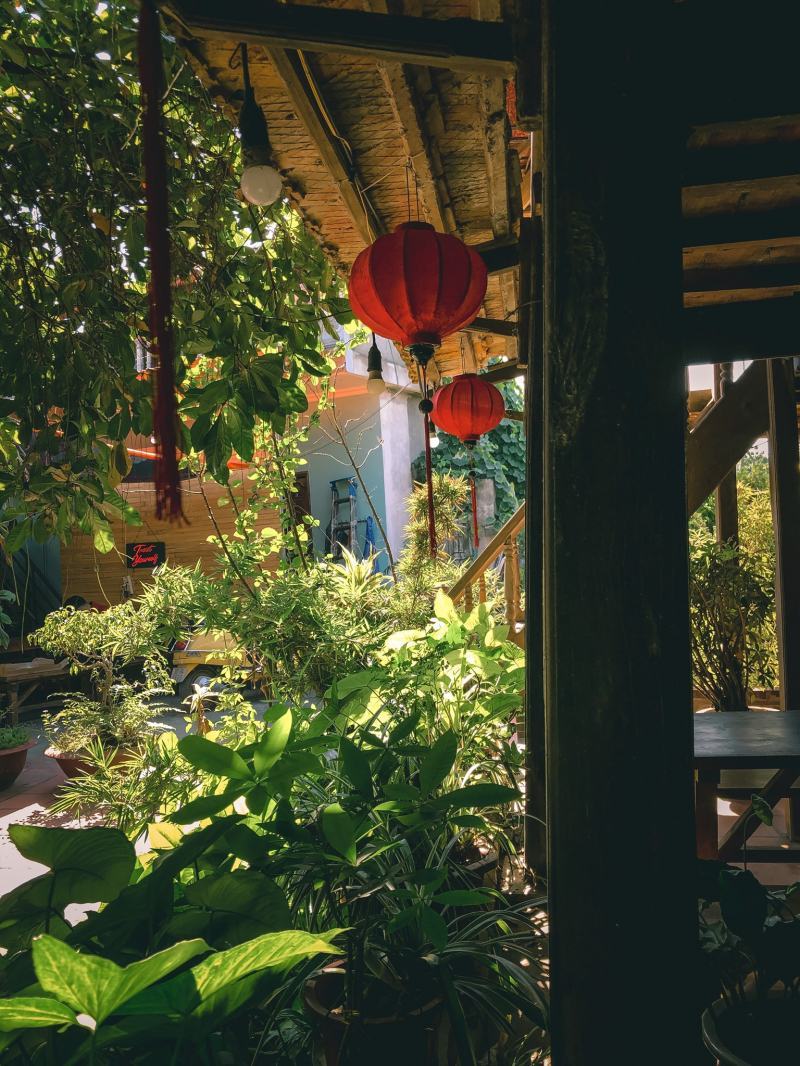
[126,542,166,569]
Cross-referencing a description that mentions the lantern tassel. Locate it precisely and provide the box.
[420,364,437,560]
[138,0,182,521]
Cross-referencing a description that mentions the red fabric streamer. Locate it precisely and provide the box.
[138,0,182,520]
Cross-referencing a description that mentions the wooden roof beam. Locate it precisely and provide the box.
[683,208,800,248]
[472,0,521,361]
[684,263,800,294]
[366,0,480,370]
[473,235,520,274]
[165,0,515,75]
[683,296,800,364]
[684,144,800,187]
[462,316,517,338]
[267,48,385,245]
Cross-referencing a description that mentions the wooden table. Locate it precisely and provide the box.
[0,658,68,725]
[694,712,800,862]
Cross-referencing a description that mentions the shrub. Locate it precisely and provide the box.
[0,726,30,751]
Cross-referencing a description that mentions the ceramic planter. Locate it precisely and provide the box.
[303,965,449,1066]
[0,740,36,790]
[702,996,799,1065]
[45,745,138,779]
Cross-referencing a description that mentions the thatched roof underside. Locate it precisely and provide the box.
[167,0,529,379]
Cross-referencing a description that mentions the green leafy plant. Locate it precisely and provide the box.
[49,733,189,837]
[0,0,344,550]
[33,604,171,754]
[689,530,775,712]
[0,726,30,750]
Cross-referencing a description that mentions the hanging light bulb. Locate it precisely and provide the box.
[429,425,440,449]
[238,43,282,206]
[366,333,386,395]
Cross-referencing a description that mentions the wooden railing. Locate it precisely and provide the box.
[449,502,525,643]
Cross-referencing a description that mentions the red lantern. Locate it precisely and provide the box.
[431,374,505,443]
[348,221,487,364]
[349,221,487,562]
[432,374,505,551]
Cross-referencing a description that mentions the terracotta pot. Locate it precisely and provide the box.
[303,965,449,1066]
[0,740,36,790]
[702,996,800,1065]
[45,745,139,779]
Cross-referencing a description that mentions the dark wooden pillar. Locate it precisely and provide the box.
[714,363,739,544]
[539,2,697,1062]
[523,151,547,880]
[766,358,800,839]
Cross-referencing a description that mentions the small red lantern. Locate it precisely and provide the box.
[431,374,505,444]
[348,221,487,366]
[432,374,505,551]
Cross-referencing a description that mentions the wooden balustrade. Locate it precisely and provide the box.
[449,502,525,644]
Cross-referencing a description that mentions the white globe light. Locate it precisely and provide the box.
[366,371,386,395]
[240,164,282,206]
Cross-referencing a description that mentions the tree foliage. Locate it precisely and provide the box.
[0,0,344,555]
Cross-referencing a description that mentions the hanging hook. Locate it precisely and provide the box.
[228,41,243,70]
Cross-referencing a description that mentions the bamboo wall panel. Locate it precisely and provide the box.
[60,475,280,606]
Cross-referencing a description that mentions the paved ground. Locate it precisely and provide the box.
[0,705,189,899]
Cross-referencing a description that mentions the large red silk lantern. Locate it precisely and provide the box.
[432,374,505,551]
[348,221,487,365]
[348,220,487,561]
[431,374,505,444]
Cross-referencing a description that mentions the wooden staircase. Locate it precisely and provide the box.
[449,502,526,647]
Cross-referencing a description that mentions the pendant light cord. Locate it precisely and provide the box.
[420,364,437,560]
[469,457,480,551]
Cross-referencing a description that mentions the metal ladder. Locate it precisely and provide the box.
[327,477,358,560]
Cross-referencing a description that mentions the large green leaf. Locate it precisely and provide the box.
[33,934,209,1026]
[419,730,457,797]
[338,736,373,800]
[0,997,80,1033]
[121,929,344,1018]
[170,787,245,824]
[253,708,292,776]
[429,783,519,811]
[178,735,252,781]
[8,826,135,906]
[182,871,291,946]
[321,803,357,865]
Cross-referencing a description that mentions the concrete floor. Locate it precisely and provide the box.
[0,707,189,898]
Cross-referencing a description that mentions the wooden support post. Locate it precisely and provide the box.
[713,364,739,545]
[523,137,546,882]
[766,357,800,841]
[540,2,697,1062]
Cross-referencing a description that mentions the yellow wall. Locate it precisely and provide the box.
[60,471,279,606]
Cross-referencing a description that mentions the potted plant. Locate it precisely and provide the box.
[0,726,36,789]
[32,604,172,777]
[698,859,800,1065]
[689,533,775,713]
[171,698,546,1064]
